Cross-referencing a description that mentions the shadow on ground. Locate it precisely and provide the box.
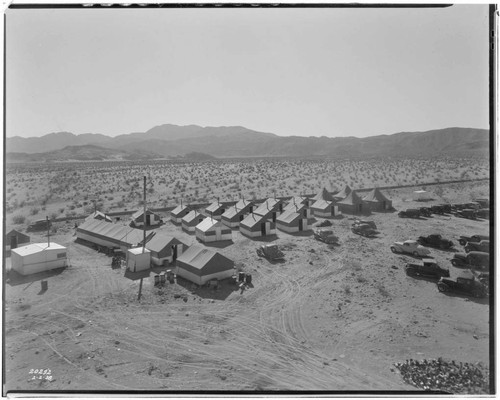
[6,267,66,287]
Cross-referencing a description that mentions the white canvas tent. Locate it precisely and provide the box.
[11,243,67,275]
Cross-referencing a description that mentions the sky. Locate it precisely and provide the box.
[6,4,490,138]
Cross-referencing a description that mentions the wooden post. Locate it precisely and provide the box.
[138,278,143,300]
[143,176,146,253]
[46,216,50,247]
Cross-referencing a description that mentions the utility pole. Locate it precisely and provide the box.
[47,216,50,247]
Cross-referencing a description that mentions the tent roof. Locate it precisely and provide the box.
[177,245,224,270]
[311,199,332,210]
[312,188,334,202]
[196,217,221,232]
[206,201,225,213]
[171,204,190,215]
[333,185,352,199]
[182,210,205,223]
[284,202,306,212]
[86,211,112,222]
[145,233,185,253]
[132,208,160,220]
[12,242,66,257]
[78,219,150,246]
[337,190,362,205]
[362,188,390,202]
[276,209,300,224]
[240,212,267,229]
[6,229,30,239]
[223,200,253,219]
[254,198,281,216]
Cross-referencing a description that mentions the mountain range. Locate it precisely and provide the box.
[5,124,489,162]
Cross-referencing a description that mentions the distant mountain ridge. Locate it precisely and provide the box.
[6,125,489,161]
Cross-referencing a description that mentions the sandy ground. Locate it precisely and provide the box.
[4,182,491,393]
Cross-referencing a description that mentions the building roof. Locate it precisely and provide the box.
[77,219,150,247]
[145,233,185,253]
[253,198,281,216]
[362,188,390,203]
[196,217,220,232]
[284,201,306,213]
[128,247,151,255]
[333,185,352,200]
[132,208,160,220]
[6,229,30,240]
[311,199,332,210]
[240,212,267,229]
[337,190,363,205]
[171,204,190,216]
[276,209,301,224]
[85,211,112,222]
[223,199,253,220]
[312,188,335,202]
[182,210,206,224]
[12,242,66,257]
[176,245,218,270]
[206,201,226,214]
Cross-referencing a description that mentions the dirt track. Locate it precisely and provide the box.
[4,181,491,393]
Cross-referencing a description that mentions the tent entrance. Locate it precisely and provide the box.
[298,219,304,231]
[146,214,151,226]
[10,235,18,249]
[172,245,178,262]
[261,223,266,236]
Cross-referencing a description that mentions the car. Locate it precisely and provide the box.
[476,209,490,219]
[405,258,450,279]
[27,219,52,232]
[352,219,377,230]
[464,202,481,210]
[454,208,477,219]
[458,234,489,246]
[474,198,490,208]
[450,251,490,271]
[313,228,339,244]
[437,270,488,298]
[351,223,377,237]
[390,240,431,257]
[430,205,445,214]
[465,240,490,254]
[418,207,432,217]
[256,244,284,261]
[398,209,421,219]
[417,234,454,249]
[439,204,452,214]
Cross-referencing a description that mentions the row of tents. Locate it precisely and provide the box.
[170,186,392,239]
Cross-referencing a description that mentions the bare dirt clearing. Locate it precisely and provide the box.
[4,180,491,393]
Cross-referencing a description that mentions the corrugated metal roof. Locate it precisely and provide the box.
[276,209,300,224]
[196,217,220,232]
[12,242,66,257]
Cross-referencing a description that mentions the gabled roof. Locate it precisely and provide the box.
[86,211,112,222]
[182,210,205,223]
[312,188,335,202]
[145,233,185,253]
[177,244,230,270]
[333,185,352,200]
[253,198,281,216]
[311,199,332,210]
[132,208,160,220]
[223,199,253,219]
[171,204,190,216]
[240,212,267,229]
[12,242,66,257]
[284,201,306,212]
[362,188,390,203]
[276,209,301,224]
[206,201,225,213]
[77,219,151,246]
[6,229,30,239]
[196,217,221,232]
[337,190,363,205]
